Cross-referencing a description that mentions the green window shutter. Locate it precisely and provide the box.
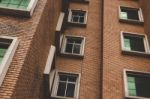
[10,0,22,5]
[0,48,7,57]
[1,0,10,3]
[0,48,7,64]
[127,76,137,96]
[128,89,137,96]
[124,38,131,51]
[20,0,30,7]
[120,12,128,19]
[0,0,29,9]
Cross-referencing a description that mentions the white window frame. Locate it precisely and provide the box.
[68,9,88,25]
[51,71,81,99]
[121,31,150,55]
[0,36,19,86]
[124,69,150,99]
[61,35,85,57]
[0,0,38,17]
[119,6,144,23]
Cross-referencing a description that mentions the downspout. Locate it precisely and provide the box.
[100,0,104,98]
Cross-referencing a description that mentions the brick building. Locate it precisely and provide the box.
[0,0,150,99]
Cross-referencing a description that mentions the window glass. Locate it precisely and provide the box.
[71,10,86,23]
[0,38,12,64]
[123,34,145,52]
[127,72,150,98]
[65,37,83,55]
[56,73,78,98]
[120,7,140,21]
[0,0,30,9]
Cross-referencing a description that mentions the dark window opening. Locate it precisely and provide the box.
[127,72,150,98]
[124,35,145,52]
[121,7,139,21]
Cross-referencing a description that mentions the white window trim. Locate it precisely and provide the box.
[0,0,38,16]
[123,69,150,99]
[119,6,144,23]
[68,9,88,25]
[51,70,81,99]
[0,36,19,86]
[56,12,65,31]
[120,31,150,55]
[61,35,86,57]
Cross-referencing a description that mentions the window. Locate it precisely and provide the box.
[121,32,150,54]
[68,9,87,25]
[124,70,150,99]
[119,6,144,24]
[0,36,19,86]
[51,72,80,99]
[0,0,38,17]
[61,35,85,57]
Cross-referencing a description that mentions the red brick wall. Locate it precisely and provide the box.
[0,0,61,98]
[139,0,150,43]
[56,0,102,99]
[102,0,150,99]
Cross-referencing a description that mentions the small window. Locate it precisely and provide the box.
[121,32,150,54]
[51,72,80,99]
[68,9,87,25]
[0,0,38,17]
[0,36,19,86]
[124,70,150,98]
[119,6,144,24]
[61,35,85,57]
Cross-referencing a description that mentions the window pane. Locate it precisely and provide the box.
[20,0,30,7]
[124,35,145,52]
[0,48,7,57]
[10,0,22,5]
[135,76,150,98]
[129,89,137,96]
[68,76,77,82]
[79,17,84,23]
[128,76,135,82]
[67,38,74,43]
[66,83,75,97]
[121,8,139,20]
[65,44,73,53]
[120,12,128,19]
[72,16,79,22]
[1,0,10,3]
[73,44,80,54]
[0,0,30,9]
[59,74,67,81]
[128,82,136,90]
[127,73,150,98]
[74,39,82,44]
[57,82,66,97]
[124,38,131,51]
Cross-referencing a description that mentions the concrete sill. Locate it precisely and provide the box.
[70,0,89,3]
[119,19,144,25]
[67,22,87,27]
[125,96,150,99]
[122,50,150,58]
[60,52,84,59]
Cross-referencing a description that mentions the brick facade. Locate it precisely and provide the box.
[0,0,150,99]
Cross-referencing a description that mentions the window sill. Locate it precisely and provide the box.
[69,0,89,3]
[0,7,32,17]
[51,96,75,99]
[122,50,150,58]
[119,18,144,25]
[67,22,87,27]
[60,52,84,59]
[125,96,150,99]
